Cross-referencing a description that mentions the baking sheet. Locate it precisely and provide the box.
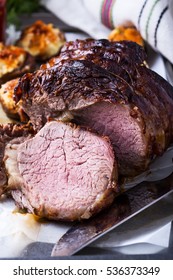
[0,27,173,258]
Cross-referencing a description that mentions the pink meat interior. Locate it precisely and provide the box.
[72,102,148,175]
[17,121,115,220]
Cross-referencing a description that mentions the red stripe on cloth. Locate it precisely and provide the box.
[101,0,116,29]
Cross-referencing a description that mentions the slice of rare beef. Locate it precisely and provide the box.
[5,121,117,221]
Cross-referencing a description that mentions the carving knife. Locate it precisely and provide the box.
[51,174,173,256]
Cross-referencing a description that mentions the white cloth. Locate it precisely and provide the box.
[41,0,173,63]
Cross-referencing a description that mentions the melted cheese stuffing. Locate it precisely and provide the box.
[17,20,66,60]
[108,26,144,46]
[0,43,26,78]
[0,78,20,116]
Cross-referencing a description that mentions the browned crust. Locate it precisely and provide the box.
[60,39,146,63]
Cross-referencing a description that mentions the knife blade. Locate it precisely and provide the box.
[51,173,173,256]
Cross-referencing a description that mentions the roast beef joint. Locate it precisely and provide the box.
[0,39,173,221]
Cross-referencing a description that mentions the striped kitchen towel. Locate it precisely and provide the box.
[41,0,173,63]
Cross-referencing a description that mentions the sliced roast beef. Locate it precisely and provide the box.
[4,121,117,221]
[14,56,173,176]
[0,123,34,196]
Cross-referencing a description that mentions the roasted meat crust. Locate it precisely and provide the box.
[59,39,146,64]
[16,59,134,101]
[41,39,146,81]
